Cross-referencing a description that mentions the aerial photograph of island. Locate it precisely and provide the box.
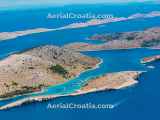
[0,0,160,120]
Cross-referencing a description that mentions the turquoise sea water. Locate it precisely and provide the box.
[0,3,160,120]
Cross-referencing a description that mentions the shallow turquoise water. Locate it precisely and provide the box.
[1,48,160,120]
[0,3,160,120]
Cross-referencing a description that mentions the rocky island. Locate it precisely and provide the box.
[80,71,141,90]
[61,11,160,29]
[0,71,142,110]
[0,45,100,99]
[0,28,53,41]
[141,55,160,64]
[64,27,160,51]
[0,44,143,110]
[1,11,159,110]
[1,11,160,41]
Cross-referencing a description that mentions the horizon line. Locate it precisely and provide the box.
[0,1,159,11]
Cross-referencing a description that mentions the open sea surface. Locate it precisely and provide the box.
[0,3,160,120]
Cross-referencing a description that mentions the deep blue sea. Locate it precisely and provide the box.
[0,3,160,120]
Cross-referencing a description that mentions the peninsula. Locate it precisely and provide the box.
[0,71,142,110]
[79,71,141,91]
[0,45,100,99]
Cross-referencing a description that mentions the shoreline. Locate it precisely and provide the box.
[0,11,160,42]
[64,42,148,52]
[65,41,160,52]
[0,56,102,102]
[0,71,143,110]
[141,55,160,64]
[0,45,100,100]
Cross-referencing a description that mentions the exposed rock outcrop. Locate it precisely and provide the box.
[0,45,100,99]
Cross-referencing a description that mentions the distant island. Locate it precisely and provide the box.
[0,11,160,41]
[0,28,53,41]
[64,27,160,51]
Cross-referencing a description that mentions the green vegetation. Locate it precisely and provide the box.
[126,36,135,41]
[50,64,68,78]
[11,81,18,86]
[141,39,160,47]
[28,66,34,69]
[84,66,92,70]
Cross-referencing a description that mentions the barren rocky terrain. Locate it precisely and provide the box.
[64,27,160,51]
[0,45,100,98]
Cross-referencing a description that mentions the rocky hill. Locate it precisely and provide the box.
[0,45,100,99]
[64,27,160,51]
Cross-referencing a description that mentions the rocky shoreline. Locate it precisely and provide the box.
[0,45,100,99]
[0,11,160,41]
[0,28,53,41]
[64,27,160,51]
[0,71,142,110]
[141,55,160,64]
